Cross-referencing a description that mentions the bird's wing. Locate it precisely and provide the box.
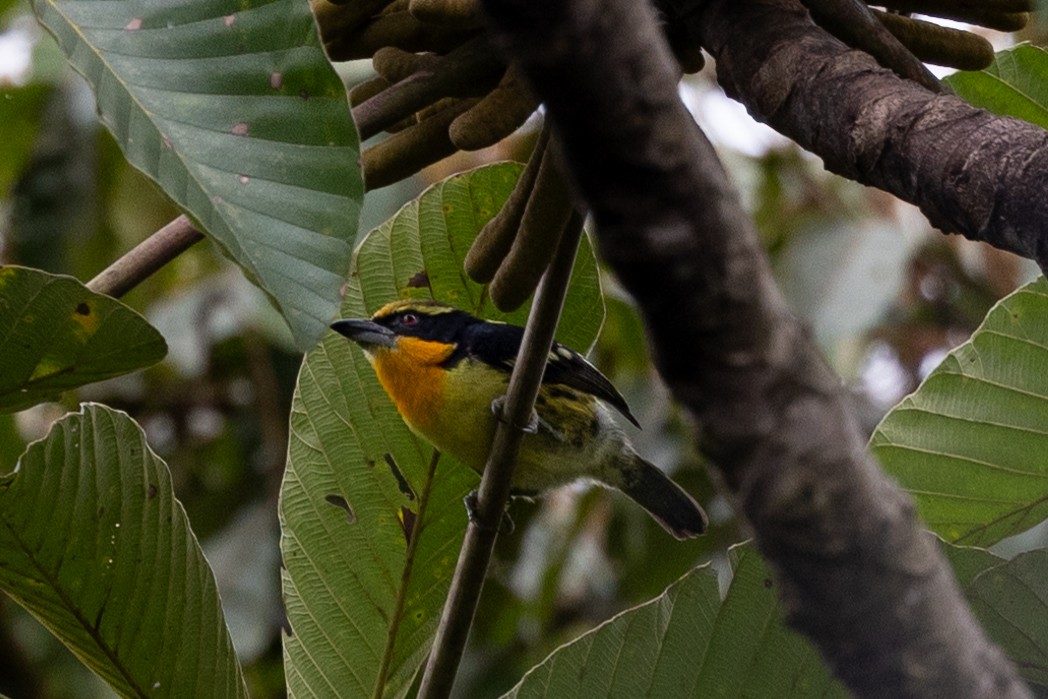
[542,343,640,428]
[465,323,640,428]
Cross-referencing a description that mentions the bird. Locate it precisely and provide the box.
[331,299,708,539]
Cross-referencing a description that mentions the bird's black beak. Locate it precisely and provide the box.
[330,319,396,348]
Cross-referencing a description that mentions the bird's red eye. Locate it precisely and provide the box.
[400,313,419,326]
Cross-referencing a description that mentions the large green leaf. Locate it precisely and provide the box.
[0,414,22,472]
[503,544,844,698]
[871,277,1048,546]
[32,0,360,350]
[942,541,1004,589]
[945,44,1048,130]
[0,403,246,697]
[943,544,1048,688]
[966,549,1048,686]
[0,265,167,413]
[281,162,604,698]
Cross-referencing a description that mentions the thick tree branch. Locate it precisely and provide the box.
[480,0,1030,696]
[86,215,204,298]
[799,0,943,91]
[684,0,1048,272]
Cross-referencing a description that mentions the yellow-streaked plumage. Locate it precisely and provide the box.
[331,299,707,539]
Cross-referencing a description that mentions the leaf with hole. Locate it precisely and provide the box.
[0,403,246,697]
[0,266,166,413]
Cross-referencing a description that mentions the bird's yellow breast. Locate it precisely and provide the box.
[370,337,457,432]
[371,341,507,470]
[367,339,618,490]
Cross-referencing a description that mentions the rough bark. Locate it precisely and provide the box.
[479,0,1032,696]
[682,0,1048,272]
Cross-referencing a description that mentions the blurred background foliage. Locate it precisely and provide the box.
[1,1,1045,695]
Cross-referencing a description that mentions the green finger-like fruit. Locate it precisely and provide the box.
[325,10,475,61]
[874,10,994,71]
[408,0,483,27]
[311,0,395,39]
[361,98,477,190]
[465,127,550,284]
[490,143,576,311]
[349,75,391,107]
[449,66,539,151]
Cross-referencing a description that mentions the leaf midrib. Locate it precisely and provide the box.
[0,461,149,697]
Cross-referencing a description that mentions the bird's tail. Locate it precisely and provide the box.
[615,456,708,539]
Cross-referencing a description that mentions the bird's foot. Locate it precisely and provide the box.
[463,490,515,535]
[490,395,538,434]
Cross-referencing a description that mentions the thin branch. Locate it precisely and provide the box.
[480,0,1030,696]
[417,209,585,699]
[86,215,204,298]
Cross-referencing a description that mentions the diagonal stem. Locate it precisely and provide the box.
[86,215,204,298]
[372,450,443,699]
[416,209,586,699]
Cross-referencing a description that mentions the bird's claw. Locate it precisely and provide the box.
[490,396,538,434]
[463,490,515,535]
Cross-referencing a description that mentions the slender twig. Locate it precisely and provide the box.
[417,209,586,699]
[86,215,204,298]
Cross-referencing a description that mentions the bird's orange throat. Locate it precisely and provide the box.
[369,337,456,430]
